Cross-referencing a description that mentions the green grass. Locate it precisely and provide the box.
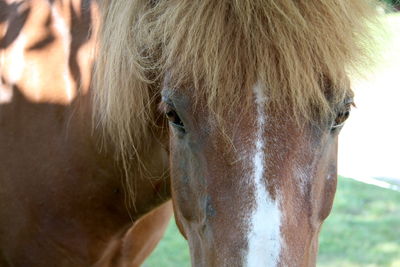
[143,219,190,267]
[382,0,400,7]
[318,178,400,267]
[144,177,400,267]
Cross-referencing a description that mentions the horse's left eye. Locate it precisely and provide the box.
[331,100,353,130]
[166,109,185,131]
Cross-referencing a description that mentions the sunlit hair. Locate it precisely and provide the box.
[93,0,380,199]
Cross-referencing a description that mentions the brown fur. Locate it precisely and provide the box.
[0,1,171,265]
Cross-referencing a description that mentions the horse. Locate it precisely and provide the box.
[0,0,378,266]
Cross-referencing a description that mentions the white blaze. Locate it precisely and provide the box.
[246,84,282,267]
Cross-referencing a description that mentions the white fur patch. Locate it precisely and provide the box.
[0,29,26,104]
[245,83,282,267]
[0,84,13,104]
[2,33,26,85]
[295,165,310,195]
[51,5,74,101]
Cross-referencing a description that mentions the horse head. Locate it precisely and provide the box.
[94,0,378,265]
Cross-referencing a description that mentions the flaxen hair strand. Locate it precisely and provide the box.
[93,0,380,200]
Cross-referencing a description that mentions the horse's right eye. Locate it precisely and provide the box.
[166,108,185,131]
[331,99,353,131]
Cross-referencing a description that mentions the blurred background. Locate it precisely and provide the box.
[144,2,400,266]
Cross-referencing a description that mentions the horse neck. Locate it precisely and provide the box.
[0,0,171,217]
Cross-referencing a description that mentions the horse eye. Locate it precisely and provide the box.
[166,109,185,130]
[331,100,352,130]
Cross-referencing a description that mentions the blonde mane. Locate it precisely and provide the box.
[93,0,379,197]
